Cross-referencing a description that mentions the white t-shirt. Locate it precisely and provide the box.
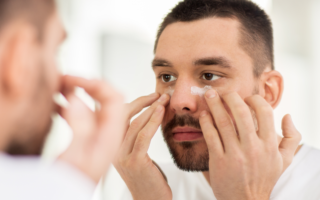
[120,145,320,200]
[0,153,95,200]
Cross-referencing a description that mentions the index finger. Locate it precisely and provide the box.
[204,89,239,153]
[61,76,124,123]
[125,93,160,120]
[62,75,121,104]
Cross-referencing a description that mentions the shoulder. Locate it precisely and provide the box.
[271,145,320,200]
[0,154,95,200]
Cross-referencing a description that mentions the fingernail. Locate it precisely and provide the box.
[205,89,216,99]
[158,94,167,102]
[156,105,164,112]
[149,93,159,98]
[200,110,208,117]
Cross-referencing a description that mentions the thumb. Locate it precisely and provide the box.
[279,114,302,170]
[61,94,96,142]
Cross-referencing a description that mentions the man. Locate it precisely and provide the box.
[0,0,126,199]
[115,0,320,199]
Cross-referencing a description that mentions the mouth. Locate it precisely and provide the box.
[172,126,203,142]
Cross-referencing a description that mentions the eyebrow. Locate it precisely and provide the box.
[194,57,232,69]
[152,58,173,68]
[152,56,232,69]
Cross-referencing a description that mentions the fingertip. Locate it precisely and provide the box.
[205,89,217,99]
[282,114,294,129]
[158,93,170,103]
[149,93,160,98]
[282,114,301,141]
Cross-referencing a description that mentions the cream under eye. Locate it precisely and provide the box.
[202,73,221,81]
[162,74,177,83]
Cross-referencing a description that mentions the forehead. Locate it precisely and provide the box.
[155,17,250,65]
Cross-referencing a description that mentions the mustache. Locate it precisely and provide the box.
[162,114,201,136]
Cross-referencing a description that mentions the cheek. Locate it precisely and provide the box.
[45,54,60,93]
[155,83,168,94]
[163,105,174,125]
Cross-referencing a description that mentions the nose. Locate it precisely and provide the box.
[169,78,198,115]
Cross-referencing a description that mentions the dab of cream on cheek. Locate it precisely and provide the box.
[191,86,212,97]
[165,86,175,97]
[164,86,213,97]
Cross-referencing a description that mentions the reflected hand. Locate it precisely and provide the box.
[114,93,172,200]
[58,75,126,184]
[199,90,301,200]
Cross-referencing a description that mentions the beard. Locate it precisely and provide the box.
[162,114,209,172]
[6,60,55,156]
[6,118,53,156]
[161,85,260,172]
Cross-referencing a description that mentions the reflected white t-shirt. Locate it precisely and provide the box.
[121,145,320,200]
[0,153,95,200]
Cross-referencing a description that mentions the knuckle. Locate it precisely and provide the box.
[130,119,141,130]
[149,117,160,125]
[235,105,250,118]
[217,117,232,129]
[138,130,149,139]
[247,147,260,158]
[232,153,246,165]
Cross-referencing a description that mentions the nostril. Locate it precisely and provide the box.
[183,107,190,111]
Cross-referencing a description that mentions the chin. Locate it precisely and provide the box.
[6,118,53,156]
[165,138,209,172]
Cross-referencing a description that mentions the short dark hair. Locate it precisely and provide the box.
[0,0,55,41]
[155,0,274,77]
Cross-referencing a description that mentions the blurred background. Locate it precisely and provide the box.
[43,0,320,199]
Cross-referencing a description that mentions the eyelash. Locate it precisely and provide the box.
[158,73,222,83]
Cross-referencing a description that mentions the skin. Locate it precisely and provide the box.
[115,17,301,200]
[0,9,126,184]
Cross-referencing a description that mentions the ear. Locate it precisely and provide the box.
[0,23,38,98]
[259,70,284,109]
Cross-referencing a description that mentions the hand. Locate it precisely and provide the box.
[58,75,126,184]
[114,93,172,200]
[199,90,301,200]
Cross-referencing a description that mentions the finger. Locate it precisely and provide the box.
[62,75,118,105]
[222,93,257,145]
[244,95,276,142]
[279,114,301,170]
[94,90,126,163]
[204,89,239,152]
[132,105,165,158]
[199,110,224,155]
[121,94,170,155]
[61,94,96,146]
[125,93,160,120]
[61,76,124,125]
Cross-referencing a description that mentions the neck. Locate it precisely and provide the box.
[0,122,11,154]
[202,135,303,185]
[0,105,15,154]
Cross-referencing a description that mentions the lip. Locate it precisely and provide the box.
[172,126,203,142]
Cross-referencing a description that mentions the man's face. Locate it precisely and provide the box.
[153,17,259,171]
[6,11,65,155]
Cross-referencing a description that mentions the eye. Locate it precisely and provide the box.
[202,73,221,81]
[161,74,177,83]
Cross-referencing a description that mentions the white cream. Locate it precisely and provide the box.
[165,86,175,97]
[191,86,212,97]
